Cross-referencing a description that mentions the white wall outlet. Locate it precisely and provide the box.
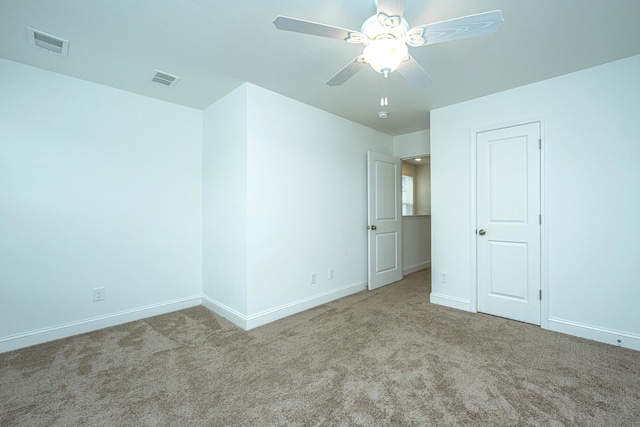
[310,273,317,285]
[328,268,335,280]
[92,287,105,302]
[440,272,448,283]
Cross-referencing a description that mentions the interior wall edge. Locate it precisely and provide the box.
[245,281,367,330]
[202,281,368,331]
[201,295,248,331]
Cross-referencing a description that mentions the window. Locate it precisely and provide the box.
[402,175,414,215]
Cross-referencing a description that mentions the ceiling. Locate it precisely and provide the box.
[1,1,639,136]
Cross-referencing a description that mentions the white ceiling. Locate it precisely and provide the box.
[2,0,639,136]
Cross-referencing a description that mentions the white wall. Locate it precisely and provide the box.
[402,216,431,275]
[245,84,393,319]
[202,83,393,328]
[202,85,248,321]
[393,130,430,158]
[0,59,203,352]
[430,54,640,350]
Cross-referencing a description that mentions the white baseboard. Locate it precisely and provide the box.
[0,296,202,354]
[548,317,640,351]
[429,293,471,312]
[403,261,431,276]
[201,296,247,329]
[202,281,368,331]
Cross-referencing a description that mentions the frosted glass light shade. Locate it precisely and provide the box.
[363,38,408,74]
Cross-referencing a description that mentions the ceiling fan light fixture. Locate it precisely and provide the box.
[273,8,503,89]
[363,38,408,74]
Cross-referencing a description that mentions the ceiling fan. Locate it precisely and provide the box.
[273,0,504,89]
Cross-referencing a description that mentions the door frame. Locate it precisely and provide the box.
[469,116,549,329]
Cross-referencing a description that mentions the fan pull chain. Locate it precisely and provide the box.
[380,70,389,107]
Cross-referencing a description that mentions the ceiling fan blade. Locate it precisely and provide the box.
[273,16,361,41]
[397,56,432,89]
[376,0,406,18]
[409,10,504,46]
[326,57,367,86]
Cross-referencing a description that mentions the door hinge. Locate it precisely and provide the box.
[539,290,542,300]
[539,138,542,149]
[539,214,542,225]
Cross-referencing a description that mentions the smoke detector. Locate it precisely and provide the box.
[27,28,69,56]
[378,111,389,119]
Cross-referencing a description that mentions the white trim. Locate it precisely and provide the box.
[202,282,368,331]
[429,293,471,312]
[539,117,550,329]
[0,296,202,354]
[548,317,640,351]
[246,282,367,329]
[469,127,478,312]
[404,261,430,276]
[200,296,247,330]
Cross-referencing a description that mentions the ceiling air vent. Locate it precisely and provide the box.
[150,70,181,88]
[27,28,69,56]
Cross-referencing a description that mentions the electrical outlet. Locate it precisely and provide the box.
[310,273,317,285]
[92,287,105,302]
[440,272,448,283]
[328,268,335,280]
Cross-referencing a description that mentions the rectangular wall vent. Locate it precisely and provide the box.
[150,70,181,88]
[27,28,69,56]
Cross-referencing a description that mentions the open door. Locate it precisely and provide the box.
[367,151,402,290]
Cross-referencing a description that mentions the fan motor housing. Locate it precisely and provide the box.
[361,14,409,43]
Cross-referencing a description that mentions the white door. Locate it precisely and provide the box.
[477,122,541,325]
[367,151,402,290]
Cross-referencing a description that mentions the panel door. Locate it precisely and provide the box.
[477,122,541,324]
[367,151,402,290]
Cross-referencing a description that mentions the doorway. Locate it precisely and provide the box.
[366,151,432,290]
[401,156,431,275]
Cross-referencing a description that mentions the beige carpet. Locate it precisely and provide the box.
[1,269,639,426]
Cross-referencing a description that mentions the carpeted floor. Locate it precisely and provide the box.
[1,269,639,426]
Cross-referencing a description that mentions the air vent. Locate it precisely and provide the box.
[150,70,181,88]
[27,28,69,56]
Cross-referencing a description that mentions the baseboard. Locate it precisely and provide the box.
[429,293,471,312]
[202,281,368,331]
[0,296,202,354]
[246,282,367,330]
[201,296,247,330]
[548,317,640,351]
[403,261,431,276]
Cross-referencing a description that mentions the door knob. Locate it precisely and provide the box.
[478,229,486,235]
[368,225,377,230]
